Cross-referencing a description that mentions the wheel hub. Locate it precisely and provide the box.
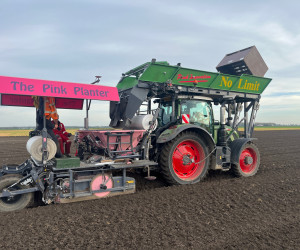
[244,156,253,165]
[239,147,258,173]
[182,154,194,165]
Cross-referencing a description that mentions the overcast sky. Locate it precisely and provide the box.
[1,0,300,127]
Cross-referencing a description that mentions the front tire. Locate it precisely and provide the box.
[159,132,209,185]
[0,175,34,212]
[232,143,260,177]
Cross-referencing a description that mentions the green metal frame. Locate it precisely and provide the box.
[117,61,271,95]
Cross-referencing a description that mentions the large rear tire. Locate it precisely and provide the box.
[232,143,260,177]
[0,175,34,212]
[159,132,209,185]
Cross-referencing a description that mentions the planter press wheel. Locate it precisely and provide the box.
[90,174,113,198]
[159,132,210,185]
[0,174,34,212]
[232,143,260,177]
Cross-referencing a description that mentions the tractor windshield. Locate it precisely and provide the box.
[181,100,213,133]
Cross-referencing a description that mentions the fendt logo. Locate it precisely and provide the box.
[177,74,211,83]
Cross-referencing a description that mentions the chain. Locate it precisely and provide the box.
[194,147,216,165]
[175,145,216,165]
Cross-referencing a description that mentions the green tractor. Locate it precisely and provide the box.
[106,46,271,185]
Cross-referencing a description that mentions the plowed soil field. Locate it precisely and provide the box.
[0,130,299,249]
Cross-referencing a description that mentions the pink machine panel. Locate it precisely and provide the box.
[76,129,145,152]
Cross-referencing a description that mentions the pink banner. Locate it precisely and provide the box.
[0,76,119,101]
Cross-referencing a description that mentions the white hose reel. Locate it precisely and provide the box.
[126,114,158,130]
[26,136,57,162]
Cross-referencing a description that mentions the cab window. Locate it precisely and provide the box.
[158,102,173,126]
[181,100,213,132]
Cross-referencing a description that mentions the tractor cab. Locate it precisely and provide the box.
[180,99,213,133]
[158,97,214,134]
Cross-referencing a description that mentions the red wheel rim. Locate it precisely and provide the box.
[239,148,257,173]
[172,140,205,180]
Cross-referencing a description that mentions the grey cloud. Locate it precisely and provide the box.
[0,0,300,126]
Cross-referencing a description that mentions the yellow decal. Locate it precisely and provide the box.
[219,76,233,88]
[238,79,260,91]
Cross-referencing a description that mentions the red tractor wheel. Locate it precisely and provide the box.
[232,143,260,177]
[159,132,209,185]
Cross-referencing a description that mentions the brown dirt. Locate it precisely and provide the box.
[0,131,299,249]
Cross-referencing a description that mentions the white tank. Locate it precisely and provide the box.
[126,114,157,130]
[26,136,57,162]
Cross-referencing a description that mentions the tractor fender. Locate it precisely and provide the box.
[156,124,215,148]
[229,138,257,165]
